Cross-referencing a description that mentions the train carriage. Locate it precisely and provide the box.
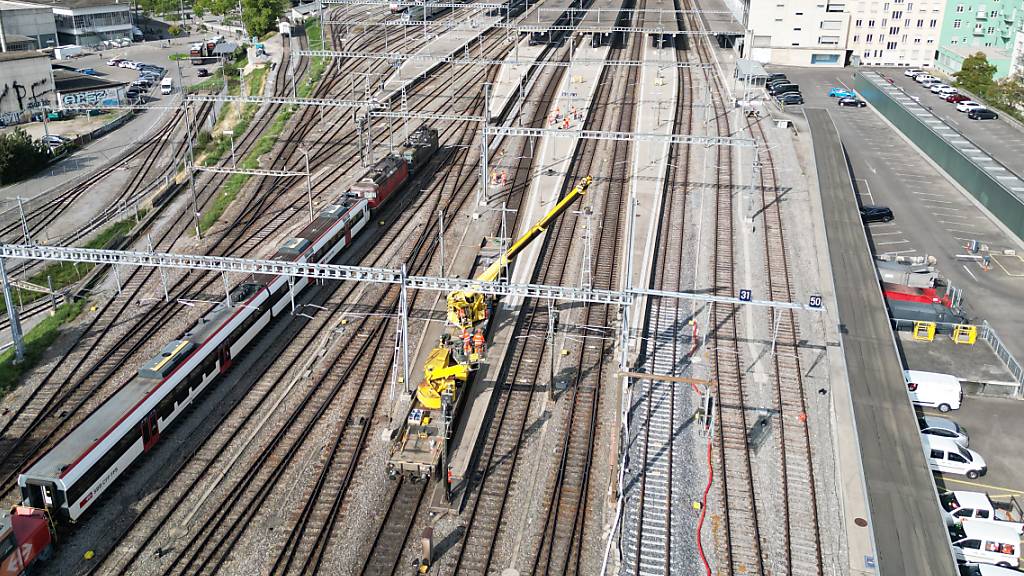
[19,128,439,524]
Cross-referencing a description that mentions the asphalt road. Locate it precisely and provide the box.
[774,66,1024,366]
[806,107,957,576]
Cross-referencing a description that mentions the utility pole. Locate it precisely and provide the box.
[302,148,314,222]
[0,258,24,362]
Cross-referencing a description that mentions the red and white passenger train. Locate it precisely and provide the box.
[3,127,439,570]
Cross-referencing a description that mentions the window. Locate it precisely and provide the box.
[990,9,998,16]
[794,27,802,30]
[956,3,964,10]
[795,11,804,14]
[856,18,863,25]
[930,449,944,458]
[960,539,982,550]
[892,9,902,17]
[866,33,874,41]
[826,2,845,11]
[884,2,890,8]
[887,41,898,48]
[820,35,841,43]
[811,53,841,63]
[954,18,962,27]
[930,18,938,26]
[822,19,843,29]
[890,26,900,33]
[917,18,924,25]
[948,452,967,463]
[914,37,921,43]
[853,34,860,41]
[987,26,995,33]
[977,510,991,519]
[927,38,934,43]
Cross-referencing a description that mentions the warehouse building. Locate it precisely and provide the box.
[0,0,59,49]
[0,50,55,126]
[23,0,132,46]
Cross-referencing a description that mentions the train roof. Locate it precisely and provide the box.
[21,298,248,482]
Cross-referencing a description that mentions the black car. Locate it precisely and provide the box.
[777,92,803,105]
[767,72,788,83]
[967,108,998,120]
[769,83,799,96]
[860,205,894,223]
[837,97,867,107]
[196,68,211,77]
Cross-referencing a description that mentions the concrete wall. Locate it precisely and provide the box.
[745,0,850,66]
[0,2,58,48]
[854,71,1024,239]
[0,54,56,125]
[846,0,946,67]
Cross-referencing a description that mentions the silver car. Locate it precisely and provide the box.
[919,415,969,447]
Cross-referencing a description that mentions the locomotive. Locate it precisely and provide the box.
[16,127,440,527]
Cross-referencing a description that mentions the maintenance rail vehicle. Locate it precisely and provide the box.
[16,126,440,527]
[386,176,592,483]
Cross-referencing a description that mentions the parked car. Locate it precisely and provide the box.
[77,68,97,76]
[919,416,969,447]
[40,134,68,147]
[196,68,211,78]
[769,83,800,96]
[920,78,942,89]
[777,92,804,105]
[968,108,999,120]
[923,435,986,479]
[957,100,984,112]
[905,68,924,77]
[929,83,951,94]
[105,57,123,66]
[131,79,152,90]
[829,87,856,98]
[915,74,938,84]
[906,370,962,412]
[860,204,893,223]
[767,79,791,90]
[959,563,1024,576]
[940,491,1024,532]
[766,72,787,83]
[838,97,867,107]
[949,521,1019,567]
[946,93,970,103]
[938,86,958,97]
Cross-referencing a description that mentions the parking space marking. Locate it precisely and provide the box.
[885,249,918,255]
[941,477,1024,496]
[947,229,985,235]
[877,240,910,246]
[872,231,901,236]
[913,192,946,197]
[924,199,955,204]
[937,220,976,226]
[962,264,979,281]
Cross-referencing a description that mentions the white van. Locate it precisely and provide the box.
[905,370,962,412]
[959,563,1024,576]
[923,435,987,479]
[941,491,1024,533]
[950,520,1021,568]
[160,77,173,95]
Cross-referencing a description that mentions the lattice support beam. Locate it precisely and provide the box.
[185,94,387,109]
[0,245,823,311]
[296,48,714,68]
[191,165,309,178]
[327,18,737,34]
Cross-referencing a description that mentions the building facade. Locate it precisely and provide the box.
[0,51,56,125]
[744,0,852,66]
[23,0,132,46]
[847,0,947,66]
[935,0,1022,77]
[0,0,58,49]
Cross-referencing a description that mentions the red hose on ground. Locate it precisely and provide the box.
[695,420,714,576]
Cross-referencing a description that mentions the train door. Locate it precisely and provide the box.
[219,346,232,374]
[141,410,160,452]
[344,222,352,245]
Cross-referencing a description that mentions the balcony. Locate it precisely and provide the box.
[1004,10,1015,22]
[973,25,985,35]
[976,11,987,19]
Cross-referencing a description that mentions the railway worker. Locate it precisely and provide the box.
[563,117,570,130]
[571,105,578,120]
[473,329,485,356]
[462,330,473,356]
[500,170,508,186]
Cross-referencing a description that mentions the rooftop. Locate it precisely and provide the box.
[19,0,130,10]
[53,68,124,91]
[0,49,48,62]
[0,0,47,9]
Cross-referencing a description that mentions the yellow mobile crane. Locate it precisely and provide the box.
[388,175,592,480]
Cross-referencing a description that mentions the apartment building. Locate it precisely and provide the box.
[847,0,947,66]
[935,0,1022,78]
[744,0,852,66]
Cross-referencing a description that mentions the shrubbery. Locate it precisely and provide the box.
[0,128,51,184]
[955,52,1024,122]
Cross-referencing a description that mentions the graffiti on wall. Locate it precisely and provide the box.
[60,89,120,109]
[0,76,53,126]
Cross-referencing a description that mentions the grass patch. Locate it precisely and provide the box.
[0,213,143,316]
[299,19,329,99]
[169,52,189,61]
[0,299,85,400]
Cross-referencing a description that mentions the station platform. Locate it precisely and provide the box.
[519,0,576,28]
[806,107,957,575]
[626,41,677,339]
[379,17,500,102]
[691,0,744,35]
[442,40,612,508]
[642,0,682,34]
[488,37,547,120]
[577,0,627,33]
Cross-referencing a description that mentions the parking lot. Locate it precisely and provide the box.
[770,66,1024,364]
[60,37,222,91]
[879,68,1024,180]
[923,397,1024,508]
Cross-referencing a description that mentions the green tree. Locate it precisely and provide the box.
[241,0,285,37]
[954,52,998,97]
[192,0,235,17]
[137,0,180,17]
[0,128,50,184]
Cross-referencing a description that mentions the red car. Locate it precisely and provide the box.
[946,93,970,103]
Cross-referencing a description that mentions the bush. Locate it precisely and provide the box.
[196,129,212,149]
[168,24,181,36]
[0,128,51,184]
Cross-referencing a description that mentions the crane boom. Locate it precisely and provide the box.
[474,175,592,284]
